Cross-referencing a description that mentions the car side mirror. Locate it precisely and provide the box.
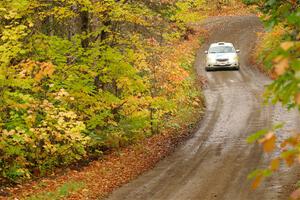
[236,49,240,53]
[205,51,208,54]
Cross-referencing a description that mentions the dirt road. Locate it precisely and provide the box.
[106,15,300,200]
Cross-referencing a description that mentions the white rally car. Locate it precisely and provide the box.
[205,42,240,71]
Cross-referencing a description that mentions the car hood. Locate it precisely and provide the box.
[207,53,237,60]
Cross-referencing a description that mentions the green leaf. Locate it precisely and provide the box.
[247,129,268,143]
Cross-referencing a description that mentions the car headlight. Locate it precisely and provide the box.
[207,56,215,63]
[233,56,238,62]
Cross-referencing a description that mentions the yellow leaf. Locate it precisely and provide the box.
[280,41,294,51]
[270,158,280,171]
[274,58,289,76]
[192,101,199,106]
[259,132,276,153]
[252,175,262,189]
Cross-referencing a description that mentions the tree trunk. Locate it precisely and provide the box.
[80,10,89,48]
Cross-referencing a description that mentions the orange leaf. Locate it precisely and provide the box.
[297,155,300,164]
[291,0,297,5]
[259,132,276,153]
[273,56,284,63]
[295,93,300,105]
[274,58,289,76]
[270,158,280,171]
[34,72,43,81]
[280,140,288,148]
[252,175,263,189]
[280,41,294,51]
[291,188,300,199]
[284,154,295,167]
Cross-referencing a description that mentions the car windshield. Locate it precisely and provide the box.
[209,46,235,53]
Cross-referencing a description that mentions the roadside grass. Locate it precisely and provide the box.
[251,24,285,79]
[25,181,84,200]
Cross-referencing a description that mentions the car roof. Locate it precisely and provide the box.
[209,42,234,48]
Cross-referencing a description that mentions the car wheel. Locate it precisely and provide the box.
[205,67,211,71]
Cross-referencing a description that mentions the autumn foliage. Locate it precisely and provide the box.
[0,0,205,182]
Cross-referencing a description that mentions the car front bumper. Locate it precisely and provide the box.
[205,63,239,71]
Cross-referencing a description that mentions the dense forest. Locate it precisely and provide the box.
[0,0,207,181]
